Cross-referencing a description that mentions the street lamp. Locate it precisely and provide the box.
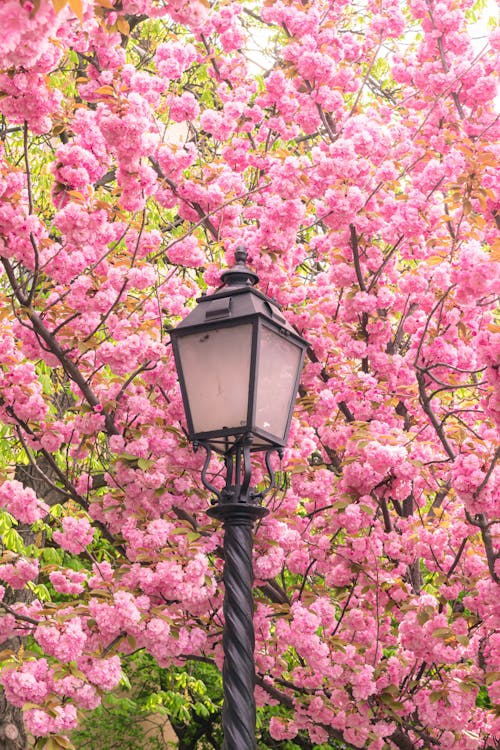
[170,246,307,750]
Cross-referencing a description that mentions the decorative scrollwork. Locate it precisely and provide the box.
[194,442,221,499]
[194,441,283,506]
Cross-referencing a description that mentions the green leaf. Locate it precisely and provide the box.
[120,671,132,689]
[0,511,14,533]
[117,453,140,462]
[43,547,64,565]
[28,583,52,602]
[429,690,446,704]
[417,605,435,626]
[49,504,66,519]
[3,528,25,553]
[39,372,54,395]
[431,627,452,639]
[54,736,75,749]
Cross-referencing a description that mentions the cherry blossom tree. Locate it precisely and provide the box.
[0,0,499,748]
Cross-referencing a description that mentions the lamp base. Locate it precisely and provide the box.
[207,502,269,523]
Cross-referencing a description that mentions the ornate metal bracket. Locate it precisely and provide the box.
[193,441,282,510]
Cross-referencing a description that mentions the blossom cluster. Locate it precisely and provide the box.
[0,0,498,747]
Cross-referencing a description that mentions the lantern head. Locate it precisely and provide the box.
[170,247,307,454]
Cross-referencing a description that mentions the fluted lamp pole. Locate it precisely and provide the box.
[170,247,307,750]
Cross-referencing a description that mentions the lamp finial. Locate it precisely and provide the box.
[220,244,259,288]
[234,244,248,265]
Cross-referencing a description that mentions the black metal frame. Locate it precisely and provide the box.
[173,316,305,454]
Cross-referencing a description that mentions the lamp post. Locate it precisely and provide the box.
[170,247,307,750]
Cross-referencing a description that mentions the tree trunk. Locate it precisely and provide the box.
[0,637,29,749]
[0,457,63,749]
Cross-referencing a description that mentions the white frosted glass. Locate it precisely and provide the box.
[255,328,302,439]
[177,324,252,434]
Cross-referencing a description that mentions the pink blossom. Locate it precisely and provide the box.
[0,558,39,589]
[156,41,197,79]
[49,569,86,595]
[168,92,200,123]
[77,655,122,691]
[0,1,62,69]
[164,0,210,28]
[2,659,54,707]
[269,717,298,740]
[55,675,100,710]
[24,704,78,736]
[52,517,94,554]
[0,70,63,134]
[200,109,233,140]
[0,480,48,524]
[254,546,286,579]
[453,242,500,304]
[167,236,205,267]
[35,619,87,661]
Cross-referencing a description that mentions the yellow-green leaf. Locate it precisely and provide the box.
[55,736,75,749]
[432,627,452,639]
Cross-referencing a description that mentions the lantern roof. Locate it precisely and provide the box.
[172,246,306,346]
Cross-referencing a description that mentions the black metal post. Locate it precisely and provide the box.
[207,445,268,750]
[170,246,306,747]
